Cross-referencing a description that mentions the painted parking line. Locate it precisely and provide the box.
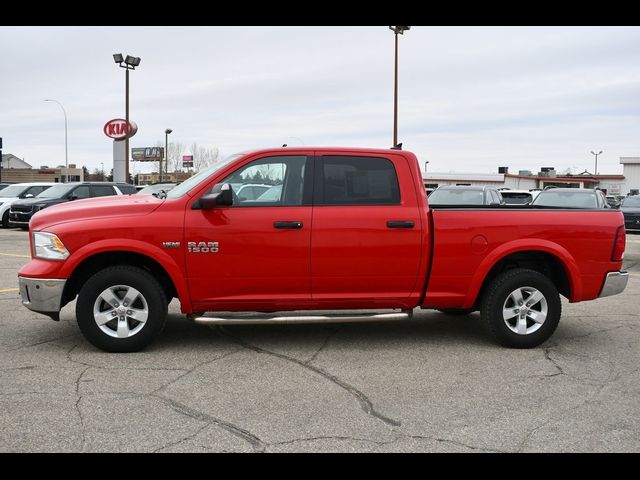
[0,288,19,293]
[0,253,31,258]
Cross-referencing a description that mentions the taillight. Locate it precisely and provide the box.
[611,225,626,262]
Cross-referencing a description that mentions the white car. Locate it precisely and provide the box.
[0,182,57,227]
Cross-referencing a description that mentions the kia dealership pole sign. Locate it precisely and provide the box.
[104,119,137,183]
[104,119,138,140]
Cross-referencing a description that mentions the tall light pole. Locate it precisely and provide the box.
[164,129,173,182]
[591,150,603,176]
[389,26,411,148]
[100,162,104,181]
[44,99,68,182]
[113,54,141,184]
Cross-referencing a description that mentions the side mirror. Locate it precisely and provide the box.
[489,201,500,206]
[68,195,78,201]
[25,193,34,199]
[194,183,233,210]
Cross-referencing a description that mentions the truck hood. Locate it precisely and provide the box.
[30,195,164,230]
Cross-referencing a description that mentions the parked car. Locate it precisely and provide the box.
[427,185,505,206]
[605,195,621,209]
[620,195,640,233]
[0,182,57,227]
[137,183,177,196]
[500,189,540,205]
[531,188,610,209]
[8,182,137,228]
[0,183,12,192]
[16,147,627,352]
[235,183,272,201]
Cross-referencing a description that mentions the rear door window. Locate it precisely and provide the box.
[316,156,400,206]
[91,185,117,197]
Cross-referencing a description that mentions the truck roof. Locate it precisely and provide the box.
[239,147,416,157]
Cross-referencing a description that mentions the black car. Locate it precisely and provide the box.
[427,185,505,206]
[620,195,640,233]
[8,182,137,228]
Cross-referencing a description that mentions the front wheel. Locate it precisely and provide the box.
[481,268,561,348]
[76,265,168,352]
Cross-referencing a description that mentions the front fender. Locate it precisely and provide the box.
[59,239,192,312]
[464,238,582,308]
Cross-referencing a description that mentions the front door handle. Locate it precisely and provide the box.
[387,220,414,229]
[274,221,303,229]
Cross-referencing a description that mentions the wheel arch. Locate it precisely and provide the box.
[60,246,191,312]
[465,240,582,309]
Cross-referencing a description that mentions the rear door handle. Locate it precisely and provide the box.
[274,221,303,229]
[387,220,414,229]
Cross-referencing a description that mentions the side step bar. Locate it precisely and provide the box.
[190,311,412,325]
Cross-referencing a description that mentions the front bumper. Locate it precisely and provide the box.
[598,271,629,298]
[8,211,31,225]
[18,276,66,319]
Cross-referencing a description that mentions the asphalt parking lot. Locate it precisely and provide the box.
[0,227,639,453]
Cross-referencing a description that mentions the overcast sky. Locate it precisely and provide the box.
[1,26,639,176]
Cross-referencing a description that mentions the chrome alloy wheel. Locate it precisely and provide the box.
[93,285,149,338]
[502,286,548,335]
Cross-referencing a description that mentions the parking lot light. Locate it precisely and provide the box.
[389,26,411,148]
[113,53,141,184]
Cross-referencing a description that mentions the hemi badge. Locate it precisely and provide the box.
[162,242,181,249]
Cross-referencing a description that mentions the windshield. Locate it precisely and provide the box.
[622,196,640,207]
[428,188,484,205]
[165,154,243,199]
[36,184,76,198]
[532,191,597,208]
[0,184,29,198]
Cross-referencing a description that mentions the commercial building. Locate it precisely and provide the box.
[135,171,193,185]
[1,154,84,183]
[424,157,639,196]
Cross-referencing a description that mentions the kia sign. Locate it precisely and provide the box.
[103,119,138,140]
[182,155,194,168]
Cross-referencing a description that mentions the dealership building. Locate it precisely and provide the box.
[423,157,640,196]
[1,154,84,183]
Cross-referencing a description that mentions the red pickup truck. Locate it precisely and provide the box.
[17,147,628,352]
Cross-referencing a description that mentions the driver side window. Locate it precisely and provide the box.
[219,155,307,206]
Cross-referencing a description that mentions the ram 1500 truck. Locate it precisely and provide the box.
[17,147,628,352]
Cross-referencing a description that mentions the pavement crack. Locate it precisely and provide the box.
[152,423,211,453]
[543,348,565,377]
[7,333,79,352]
[305,327,340,364]
[153,394,266,452]
[215,325,401,428]
[74,366,90,452]
[150,347,243,395]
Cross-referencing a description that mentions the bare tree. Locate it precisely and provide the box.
[189,142,219,172]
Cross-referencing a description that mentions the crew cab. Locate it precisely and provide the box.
[17,148,628,352]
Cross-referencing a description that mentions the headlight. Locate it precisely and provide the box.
[33,232,70,260]
[33,204,46,212]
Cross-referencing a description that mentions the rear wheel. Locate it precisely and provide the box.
[76,265,167,352]
[481,268,561,348]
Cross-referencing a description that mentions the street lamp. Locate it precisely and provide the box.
[100,162,104,181]
[163,128,173,182]
[591,150,603,176]
[113,53,142,183]
[389,26,411,148]
[44,99,68,182]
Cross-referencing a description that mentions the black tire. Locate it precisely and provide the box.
[481,268,561,348]
[76,265,168,352]
[1,210,9,228]
[437,308,475,316]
